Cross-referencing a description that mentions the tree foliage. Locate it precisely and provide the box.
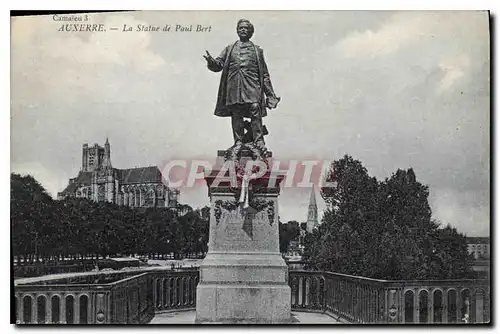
[279,220,301,253]
[11,173,209,263]
[302,155,475,280]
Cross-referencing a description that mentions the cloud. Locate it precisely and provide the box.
[333,12,439,59]
[11,13,165,103]
[437,54,470,93]
[430,188,489,236]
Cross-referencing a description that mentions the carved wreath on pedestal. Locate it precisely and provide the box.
[214,198,275,225]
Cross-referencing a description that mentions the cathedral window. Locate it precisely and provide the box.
[145,188,155,207]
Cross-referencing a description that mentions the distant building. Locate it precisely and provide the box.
[305,186,319,233]
[466,237,490,260]
[57,138,179,209]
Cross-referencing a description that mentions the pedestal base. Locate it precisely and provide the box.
[196,283,291,323]
[195,252,291,323]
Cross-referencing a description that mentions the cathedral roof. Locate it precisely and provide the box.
[118,166,163,184]
[58,171,93,195]
[59,166,165,196]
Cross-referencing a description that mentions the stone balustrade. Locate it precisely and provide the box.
[150,270,199,312]
[14,268,489,324]
[14,272,154,324]
[289,270,490,324]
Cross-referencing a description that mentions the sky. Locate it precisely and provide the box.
[10,11,490,236]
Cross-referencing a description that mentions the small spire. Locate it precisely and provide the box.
[309,184,317,207]
[105,136,109,145]
[306,185,319,233]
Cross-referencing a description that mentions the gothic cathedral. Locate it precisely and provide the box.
[57,138,179,208]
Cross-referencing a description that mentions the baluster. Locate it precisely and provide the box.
[370,288,374,323]
[309,277,315,308]
[337,280,341,315]
[372,288,376,323]
[178,277,183,307]
[298,277,303,307]
[350,283,354,321]
[176,277,181,307]
[358,284,362,322]
[46,295,52,324]
[163,278,168,309]
[429,289,434,323]
[191,276,196,306]
[165,278,170,309]
[457,290,463,323]
[87,294,92,324]
[174,278,179,308]
[345,281,349,318]
[373,287,377,323]
[442,290,448,324]
[362,285,366,323]
[318,277,322,308]
[305,276,309,308]
[341,280,344,316]
[32,294,38,324]
[346,281,350,318]
[188,277,193,306]
[183,277,188,306]
[413,289,419,323]
[159,279,164,309]
[364,287,368,323]
[323,279,328,310]
[296,277,300,308]
[152,278,157,309]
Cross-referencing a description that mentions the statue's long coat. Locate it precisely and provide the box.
[208,41,276,118]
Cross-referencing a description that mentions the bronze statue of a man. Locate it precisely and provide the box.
[204,19,280,157]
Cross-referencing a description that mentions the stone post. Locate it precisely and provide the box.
[46,296,52,324]
[74,295,80,324]
[32,295,37,324]
[61,295,66,324]
[17,295,23,324]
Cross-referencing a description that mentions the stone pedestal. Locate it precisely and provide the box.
[196,150,291,323]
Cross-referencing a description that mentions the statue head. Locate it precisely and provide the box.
[236,19,254,40]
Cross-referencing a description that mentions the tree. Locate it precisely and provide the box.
[11,173,210,267]
[302,156,474,280]
[11,174,55,263]
[279,220,302,254]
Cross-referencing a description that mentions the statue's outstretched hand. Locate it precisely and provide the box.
[203,50,215,65]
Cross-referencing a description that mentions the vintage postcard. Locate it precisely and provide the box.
[10,10,490,325]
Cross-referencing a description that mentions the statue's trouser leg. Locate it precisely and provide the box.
[231,111,245,144]
[249,103,264,147]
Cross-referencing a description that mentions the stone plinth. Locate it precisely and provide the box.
[195,150,291,323]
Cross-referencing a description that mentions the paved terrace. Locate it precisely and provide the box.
[150,310,342,324]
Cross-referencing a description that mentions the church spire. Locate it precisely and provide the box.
[306,185,318,233]
[309,184,317,207]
